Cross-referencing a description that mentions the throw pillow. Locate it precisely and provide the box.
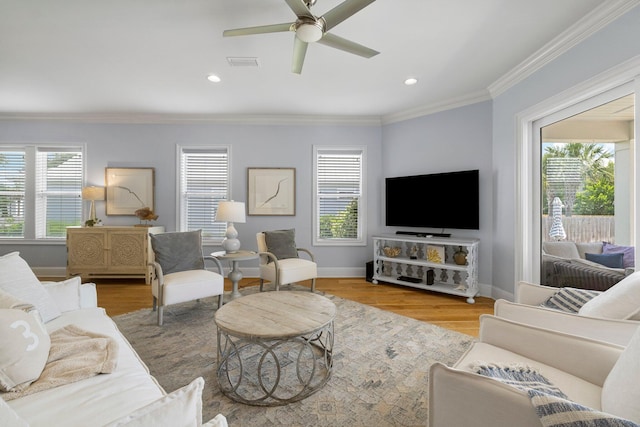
[0,396,29,427]
[0,252,61,323]
[42,276,82,313]
[0,308,51,392]
[602,242,635,269]
[0,289,36,313]
[541,287,600,313]
[104,377,205,427]
[150,231,204,275]
[263,229,299,261]
[585,252,624,269]
[579,271,640,320]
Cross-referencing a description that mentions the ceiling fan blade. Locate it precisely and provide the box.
[223,23,293,37]
[284,0,313,18]
[292,37,309,74]
[317,33,379,58]
[321,0,376,31]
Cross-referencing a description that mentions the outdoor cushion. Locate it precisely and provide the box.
[585,252,624,269]
[542,241,580,260]
[602,242,635,269]
[150,230,204,275]
[579,271,640,320]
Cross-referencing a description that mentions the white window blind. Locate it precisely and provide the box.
[179,147,229,241]
[0,145,83,240]
[0,150,26,237]
[35,148,83,238]
[314,147,365,245]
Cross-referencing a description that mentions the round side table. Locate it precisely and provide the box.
[211,250,258,301]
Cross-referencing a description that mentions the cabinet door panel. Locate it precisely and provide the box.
[68,231,108,268]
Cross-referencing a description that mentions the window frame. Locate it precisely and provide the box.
[313,145,367,246]
[176,145,231,245]
[0,144,85,242]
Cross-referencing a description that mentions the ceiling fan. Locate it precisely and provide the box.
[223,0,379,74]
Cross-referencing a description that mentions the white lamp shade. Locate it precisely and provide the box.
[82,186,105,201]
[215,201,246,223]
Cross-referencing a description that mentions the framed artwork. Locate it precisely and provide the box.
[247,168,295,215]
[105,167,155,215]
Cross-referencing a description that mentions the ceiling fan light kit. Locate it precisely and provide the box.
[223,0,378,74]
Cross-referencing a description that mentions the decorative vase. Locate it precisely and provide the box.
[453,246,467,265]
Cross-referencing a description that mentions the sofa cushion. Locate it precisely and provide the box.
[264,229,299,260]
[104,377,204,427]
[542,241,580,260]
[0,252,61,323]
[602,242,635,269]
[43,276,82,313]
[602,327,640,423]
[0,308,51,392]
[579,271,640,320]
[150,231,204,275]
[585,252,624,269]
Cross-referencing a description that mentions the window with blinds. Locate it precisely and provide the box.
[0,150,26,237]
[0,146,83,239]
[313,146,366,246]
[178,146,230,242]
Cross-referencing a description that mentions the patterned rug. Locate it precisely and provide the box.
[113,286,474,426]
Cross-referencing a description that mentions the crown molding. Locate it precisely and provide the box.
[381,89,492,125]
[488,0,640,98]
[0,112,382,127]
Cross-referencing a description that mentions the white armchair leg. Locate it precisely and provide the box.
[157,306,164,326]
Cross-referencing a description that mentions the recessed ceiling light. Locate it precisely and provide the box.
[404,77,418,86]
[207,74,221,83]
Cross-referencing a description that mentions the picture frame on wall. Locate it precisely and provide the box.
[247,167,295,216]
[105,167,155,215]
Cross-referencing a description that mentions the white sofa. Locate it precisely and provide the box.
[0,252,227,427]
[494,280,640,346]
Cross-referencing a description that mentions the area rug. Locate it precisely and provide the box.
[113,287,474,427]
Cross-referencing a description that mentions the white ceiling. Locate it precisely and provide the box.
[0,0,630,122]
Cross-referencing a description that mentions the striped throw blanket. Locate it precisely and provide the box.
[473,363,639,427]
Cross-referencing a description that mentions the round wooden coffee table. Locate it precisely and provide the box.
[214,291,336,406]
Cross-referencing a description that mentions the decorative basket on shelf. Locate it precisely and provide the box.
[383,246,402,258]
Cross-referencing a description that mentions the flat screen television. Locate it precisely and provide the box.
[385,169,479,230]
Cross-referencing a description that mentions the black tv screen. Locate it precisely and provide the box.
[385,169,479,230]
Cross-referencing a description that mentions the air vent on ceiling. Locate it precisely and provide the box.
[227,57,260,67]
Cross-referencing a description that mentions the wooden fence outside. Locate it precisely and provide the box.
[542,215,615,243]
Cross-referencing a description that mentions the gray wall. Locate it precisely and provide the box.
[0,121,382,276]
[381,101,493,288]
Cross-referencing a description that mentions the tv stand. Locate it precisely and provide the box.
[395,231,452,238]
[372,234,479,303]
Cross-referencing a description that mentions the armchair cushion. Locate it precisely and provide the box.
[579,271,640,320]
[585,252,624,269]
[263,229,298,261]
[602,324,640,422]
[150,230,204,275]
[540,287,599,313]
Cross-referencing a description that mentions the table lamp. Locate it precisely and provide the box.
[82,186,105,223]
[215,200,246,253]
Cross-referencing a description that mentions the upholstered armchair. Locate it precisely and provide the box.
[256,229,317,292]
[493,280,640,346]
[149,230,225,325]
[429,315,640,427]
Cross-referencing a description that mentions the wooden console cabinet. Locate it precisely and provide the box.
[66,226,164,284]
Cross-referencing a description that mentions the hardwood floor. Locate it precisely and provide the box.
[88,276,495,337]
